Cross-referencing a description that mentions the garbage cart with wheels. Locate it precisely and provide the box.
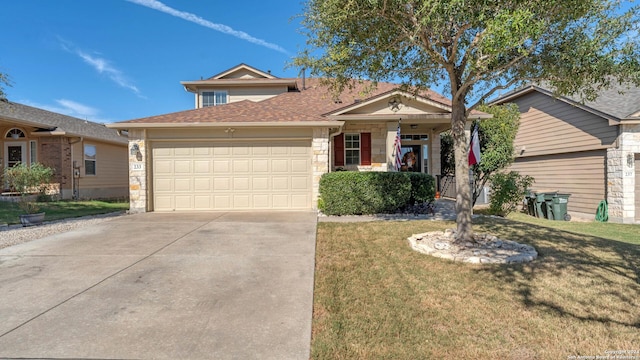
[550,193,571,221]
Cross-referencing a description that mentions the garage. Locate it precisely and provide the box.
[152,141,312,211]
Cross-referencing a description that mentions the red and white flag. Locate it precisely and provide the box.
[394,124,402,171]
[468,123,481,166]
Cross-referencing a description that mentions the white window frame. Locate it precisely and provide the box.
[29,140,37,164]
[344,133,361,166]
[84,144,97,176]
[201,90,228,107]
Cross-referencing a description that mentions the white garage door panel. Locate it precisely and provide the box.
[152,141,311,211]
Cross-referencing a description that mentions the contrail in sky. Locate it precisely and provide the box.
[58,37,142,96]
[126,0,290,55]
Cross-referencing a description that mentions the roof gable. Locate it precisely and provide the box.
[329,90,452,117]
[0,101,126,144]
[493,82,640,122]
[209,63,277,80]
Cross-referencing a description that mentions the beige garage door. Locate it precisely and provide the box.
[152,141,312,211]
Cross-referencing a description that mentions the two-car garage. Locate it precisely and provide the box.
[151,141,312,211]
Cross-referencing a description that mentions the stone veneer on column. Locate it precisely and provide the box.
[607,123,640,223]
[312,127,330,209]
[128,129,147,213]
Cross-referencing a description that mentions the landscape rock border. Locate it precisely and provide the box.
[408,229,537,264]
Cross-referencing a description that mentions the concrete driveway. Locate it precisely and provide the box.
[0,211,317,360]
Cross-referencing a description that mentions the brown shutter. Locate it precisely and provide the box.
[334,133,345,166]
[361,132,371,165]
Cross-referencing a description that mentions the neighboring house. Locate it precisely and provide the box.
[0,101,129,200]
[108,63,488,213]
[492,83,640,223]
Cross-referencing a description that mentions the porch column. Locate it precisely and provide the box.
[386,121,399,171]
[128,129,148,213]
[312,127,330,209]
[430,129,441,177]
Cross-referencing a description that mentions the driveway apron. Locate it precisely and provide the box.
[0,211,317,360]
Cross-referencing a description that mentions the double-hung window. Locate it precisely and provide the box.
[344,134,360,165]
[84,144,96,176]
[202,91,228,107]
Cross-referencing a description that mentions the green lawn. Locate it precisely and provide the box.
[0,200,129,225]
[312,217,640,359]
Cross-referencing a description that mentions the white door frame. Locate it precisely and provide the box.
[4,141,27,169]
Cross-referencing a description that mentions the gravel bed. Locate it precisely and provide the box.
[0,212,126,250]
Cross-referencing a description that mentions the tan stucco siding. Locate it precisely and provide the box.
[196,87,287,106]
[77,141,128,199]
[509,150,606,216]
[511,92,617,157]
[348,98,445,115]
[228,87,287,103]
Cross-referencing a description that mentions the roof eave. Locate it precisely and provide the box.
[106,121,344,130]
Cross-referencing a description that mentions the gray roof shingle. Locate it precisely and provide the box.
[0,101,127,144]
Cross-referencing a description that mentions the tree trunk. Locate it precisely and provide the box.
[450,100,474,241]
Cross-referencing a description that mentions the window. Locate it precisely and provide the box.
[202,91,228,107]
[344,134,360,165]
[30,141,37,164]
[84,144,96,176]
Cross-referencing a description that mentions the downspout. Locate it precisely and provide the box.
[68,137,83,200]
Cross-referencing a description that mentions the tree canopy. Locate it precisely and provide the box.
[0,72,10,102]
[295,0,640,240]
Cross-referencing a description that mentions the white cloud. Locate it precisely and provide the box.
[58,37,142,96]
[20,99,109,122]
[127,0,290,55]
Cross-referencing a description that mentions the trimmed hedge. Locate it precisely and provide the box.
[319,171,436,215]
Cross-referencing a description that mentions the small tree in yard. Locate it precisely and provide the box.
[3,163,54,214]
[294,0,640,241]
[489,171,534,217]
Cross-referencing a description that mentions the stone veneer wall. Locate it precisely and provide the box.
[128,129,147,213]
[339,122,388,171]
[312,128,330,209]
[607,124,640,223]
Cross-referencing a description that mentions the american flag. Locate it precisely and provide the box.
[394,124,402,171]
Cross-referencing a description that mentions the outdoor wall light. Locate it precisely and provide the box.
[130,143,140,156]
[627,153,634,168]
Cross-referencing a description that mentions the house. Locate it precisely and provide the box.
[492,83,640,223]
[108,63,489,213]
[0,101,129,200]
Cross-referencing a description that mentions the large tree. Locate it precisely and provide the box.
[440,103,521,205]
[294,0,640,241]
[0,72,10,102]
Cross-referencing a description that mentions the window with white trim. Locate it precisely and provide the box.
[202,91,228,107]
[30,141,37,164]
[345,134,360,165]
[84,144,96,176]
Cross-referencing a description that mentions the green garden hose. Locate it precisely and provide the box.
[595,200,608,222]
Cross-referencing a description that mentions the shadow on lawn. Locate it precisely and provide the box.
[474,217,640,329]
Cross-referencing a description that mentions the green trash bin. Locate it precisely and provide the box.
[551,193,571,221]
[534,192,548,218]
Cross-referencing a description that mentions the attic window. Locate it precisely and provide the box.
[6,128,25,139]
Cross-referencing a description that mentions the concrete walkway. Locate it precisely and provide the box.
[0,211,317,360]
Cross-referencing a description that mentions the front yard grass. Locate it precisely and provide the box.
[312,217,640,359]
[0,200,129,225]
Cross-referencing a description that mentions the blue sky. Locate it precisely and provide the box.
[1,0,307,123]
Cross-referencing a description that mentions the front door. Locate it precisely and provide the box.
[4,142,26,168]
[400,145,421,172]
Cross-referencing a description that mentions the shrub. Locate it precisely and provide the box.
[488,171,534,217]
[3,162,54,214]
[319,171,435,215]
